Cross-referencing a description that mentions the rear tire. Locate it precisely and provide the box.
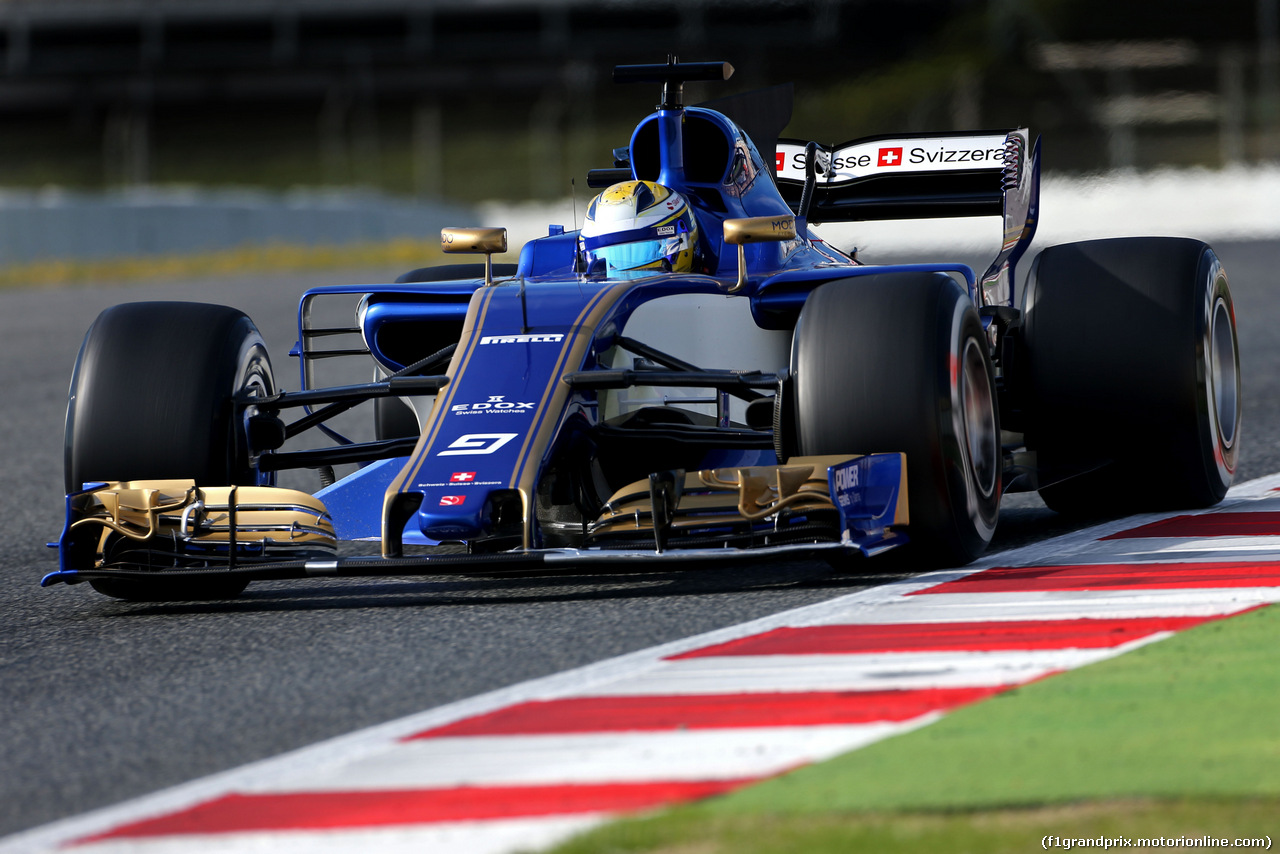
[64,301,274,600]
[788,273,1000,565]
[1021,237,1240,514]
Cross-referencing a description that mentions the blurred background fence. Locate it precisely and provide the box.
[0,0,1274,263]
[0,187,465,264]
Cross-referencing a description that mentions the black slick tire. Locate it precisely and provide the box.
[64,301,275,600]
[1021,237,1240,514]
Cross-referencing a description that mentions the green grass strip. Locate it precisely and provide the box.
[552,800,1279,854]
[716,604,1280,810]
[0,238,448,288]
[550,604,1280,853]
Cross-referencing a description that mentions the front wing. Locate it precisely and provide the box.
[44,455,909,589]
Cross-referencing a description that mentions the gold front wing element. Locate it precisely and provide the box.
[69,480,336,565]
[591,455,854,537]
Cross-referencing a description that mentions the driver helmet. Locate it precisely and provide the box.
[580,180,699,277]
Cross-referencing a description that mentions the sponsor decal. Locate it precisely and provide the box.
[451,394,535,415]
[828,453,904,540]
[877,147,903,167]
[426,526,473,538]
[439,495,466,506]
[907,146,1005,164]
[480,334,565,345]
[450,472,476,482]
[830,457,869,511]
[776,134,1009,183]
[656,225,675,236]
[834,463,860,492]
[437,433,519,456]
[831,153,870,170]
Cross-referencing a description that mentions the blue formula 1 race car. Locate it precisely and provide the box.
[46,59,1241,600]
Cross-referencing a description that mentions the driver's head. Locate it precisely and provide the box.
[580,180,699,277]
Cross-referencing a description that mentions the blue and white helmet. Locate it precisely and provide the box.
[580,180,699,277]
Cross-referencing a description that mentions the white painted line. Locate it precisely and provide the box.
[586,649,1116,695]
[255,725,909,791]
[1221,475,1280,499]
[1007,549,1280,564]
[1130,539,1280,553]
[835,590,1276,624]
[63,816,607,854]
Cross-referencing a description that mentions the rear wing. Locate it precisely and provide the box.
[775,129,1029,222]
[775,128,1040,307]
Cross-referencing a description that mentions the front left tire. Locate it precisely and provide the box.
[785,271,1000,566]
[65,301,274,599]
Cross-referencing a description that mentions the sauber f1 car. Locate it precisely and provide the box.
[46,60,1241,600]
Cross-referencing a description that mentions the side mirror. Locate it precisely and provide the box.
[441,227,508,286]
[722,215,796,293]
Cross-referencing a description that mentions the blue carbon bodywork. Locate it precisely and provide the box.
[46,481,109,581]
[380,274,774,545]
[314,458,404,541]
[394,280,616,541]
[298,101,1022,554]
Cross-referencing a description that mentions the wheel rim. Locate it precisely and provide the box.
[234,337,275,486]
[1210,296,1239,449]
[960,337,999,500]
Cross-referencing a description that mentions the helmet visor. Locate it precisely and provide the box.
[590,235,691,275]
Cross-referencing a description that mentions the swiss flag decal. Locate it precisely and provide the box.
[775,152,785,172]
[450,472,476,483]
[877,147,903,167]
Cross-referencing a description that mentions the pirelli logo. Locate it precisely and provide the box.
[480,334,565,345]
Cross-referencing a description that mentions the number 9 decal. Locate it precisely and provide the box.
[437,433,519,456]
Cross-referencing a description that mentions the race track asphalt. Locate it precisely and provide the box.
[1,239,1276,838]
